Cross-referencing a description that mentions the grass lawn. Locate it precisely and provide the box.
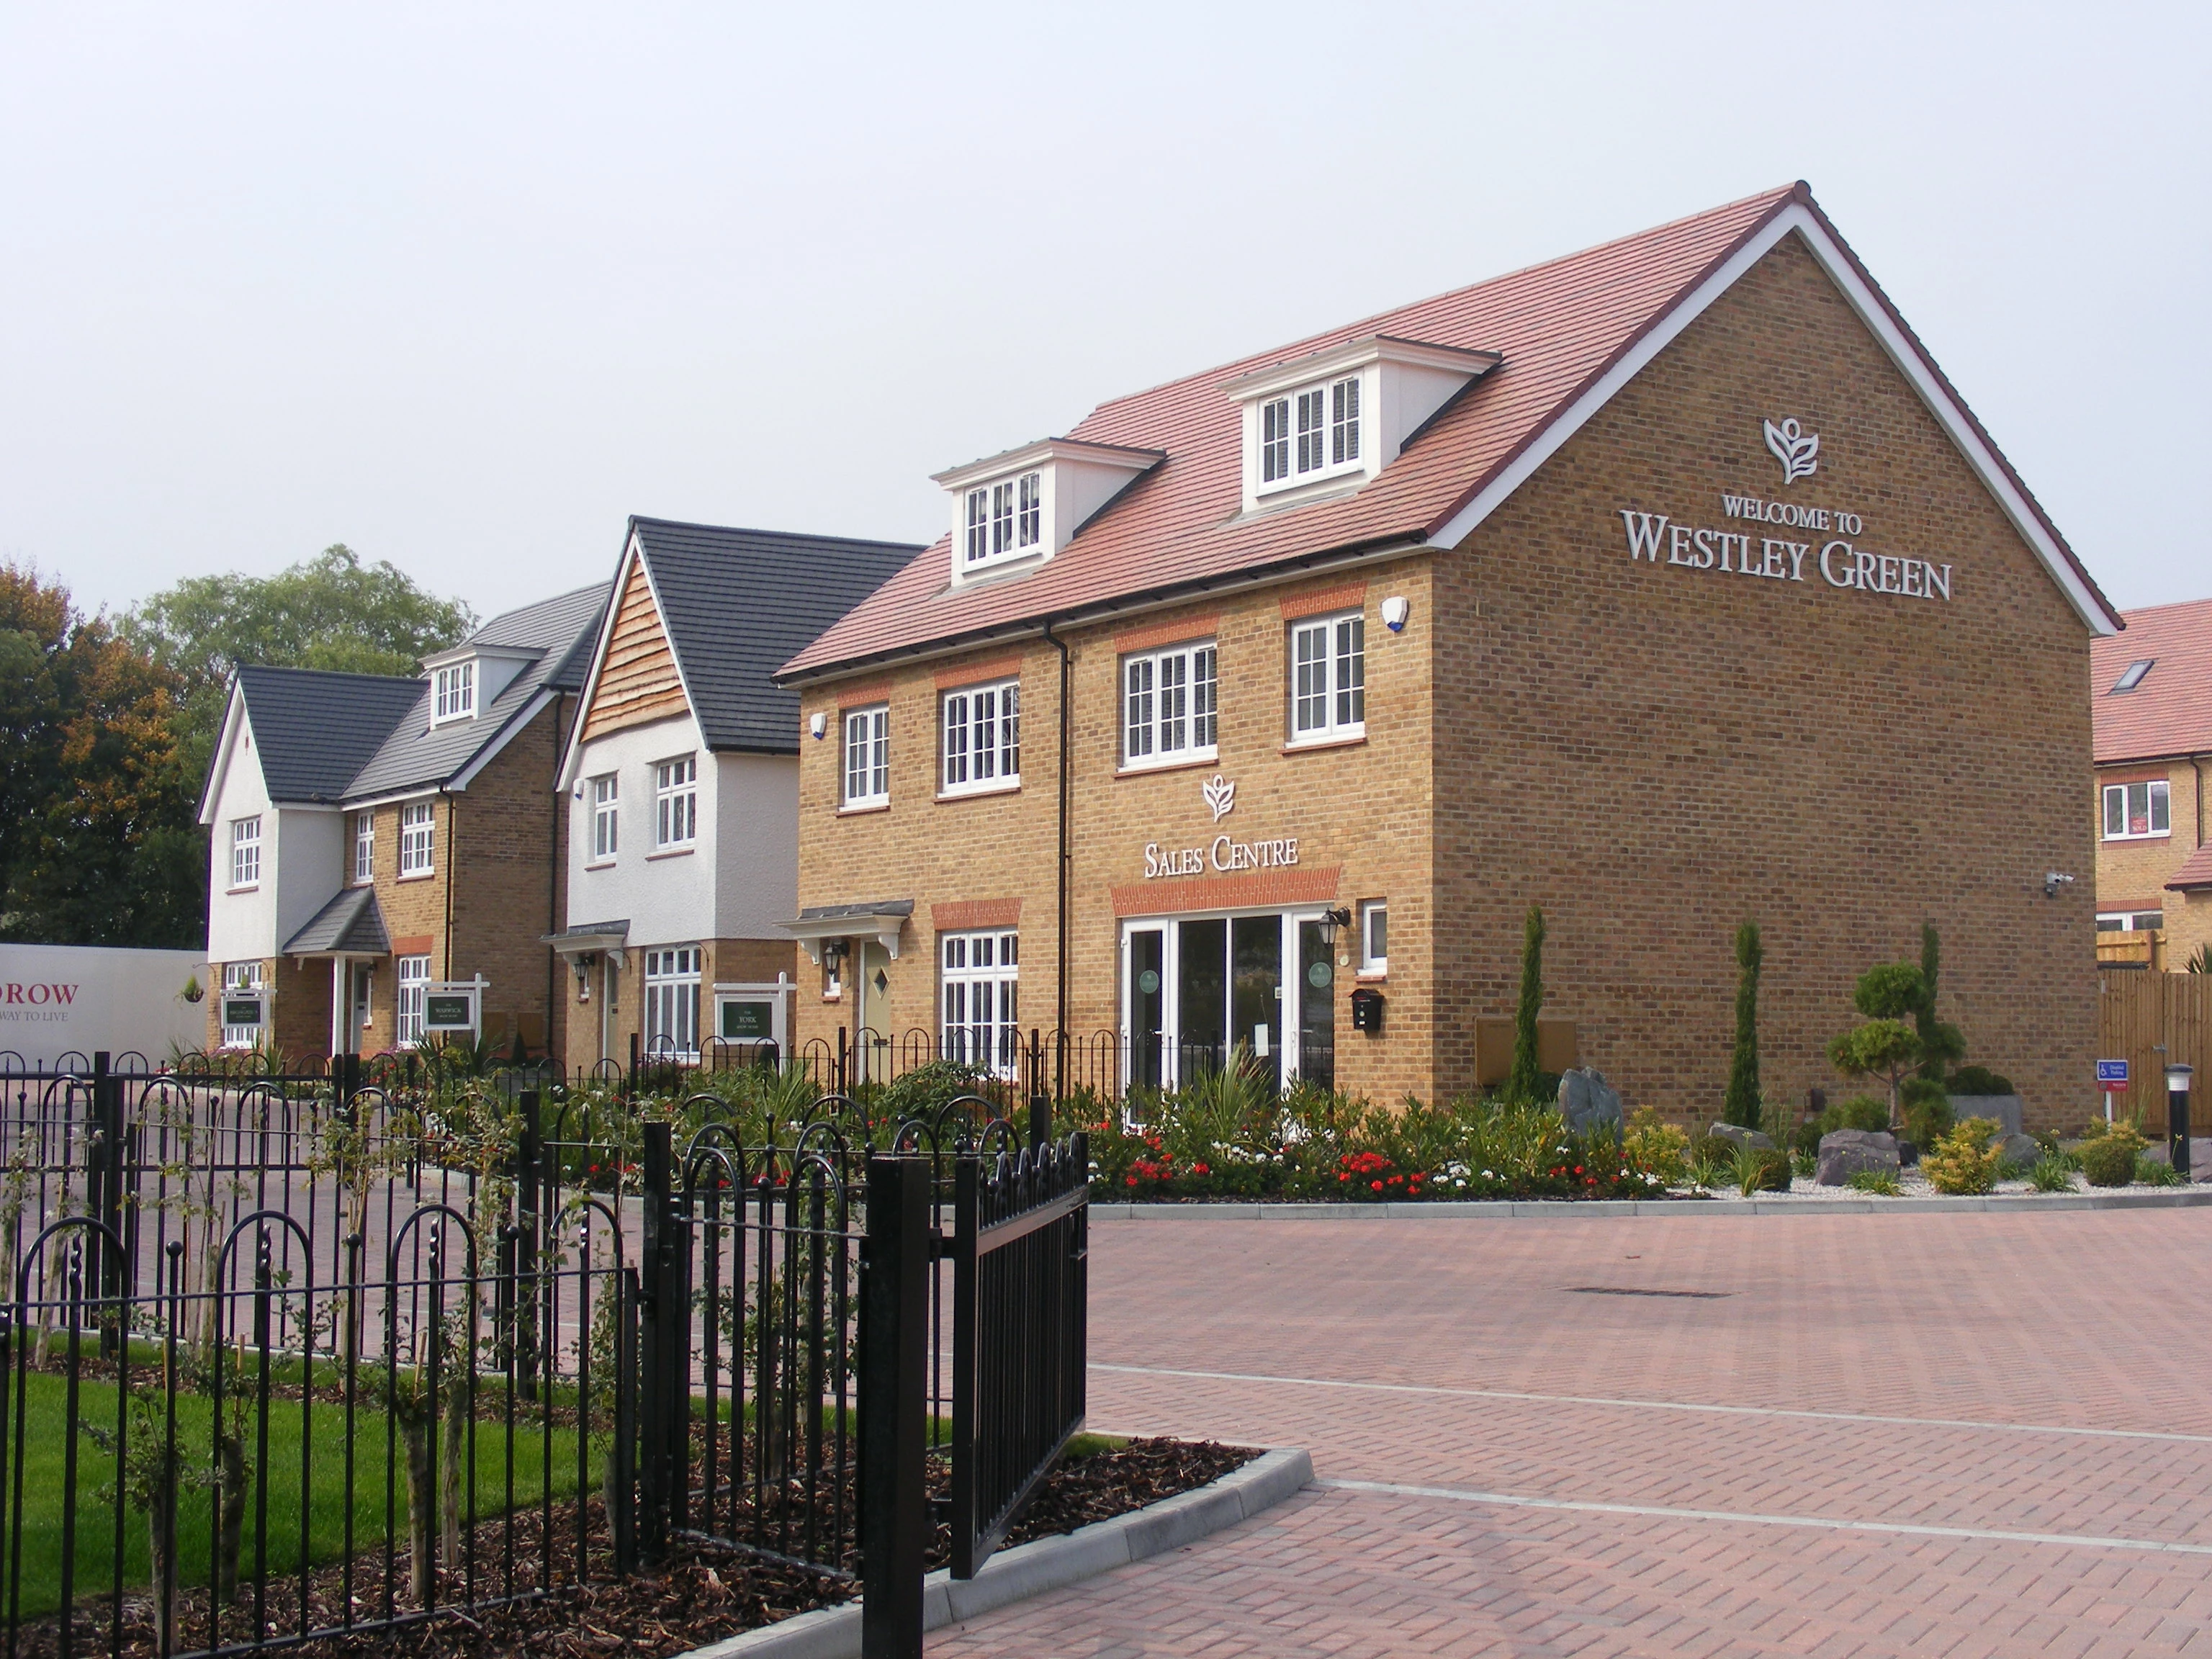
[3,1368,583,1620]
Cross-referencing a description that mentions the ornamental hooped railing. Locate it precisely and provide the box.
[0,1054,1089,1659]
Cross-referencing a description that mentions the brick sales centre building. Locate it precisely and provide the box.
[776,184,2121,1126]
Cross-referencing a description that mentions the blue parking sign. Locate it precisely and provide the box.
[2097,1058,2130,1091]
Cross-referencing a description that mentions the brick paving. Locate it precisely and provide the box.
[930,1209,2212,1655]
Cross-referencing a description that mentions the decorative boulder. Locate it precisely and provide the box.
[1995,1132,2041,1169]
[1705,1122,1774,1152]
[1557,1068,1624,1136]
[1949,1094,2024,1138]
[1816,1129,1899,1187]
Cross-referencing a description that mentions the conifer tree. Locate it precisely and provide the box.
[1507,905,1546,1104]
[1722,919,1763,1129]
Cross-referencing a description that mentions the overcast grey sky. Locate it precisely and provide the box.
[2,1,2204,624]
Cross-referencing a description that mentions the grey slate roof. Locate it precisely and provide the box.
[234,668,428,805]
[627,519,921,754]
[344,581,609,801]
[282,886,391,956]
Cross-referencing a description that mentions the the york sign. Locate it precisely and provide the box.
[1619,506,1954,601]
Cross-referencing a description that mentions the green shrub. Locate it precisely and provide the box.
[1845,1167,1902,1196]
[2077,1126,2144,1188]
[2028,1153,2074,1192]
[1900,1082,1954,1152]
[1623,1107,1689,1187]
[1922,1116,2001,1195]
[1722,920,1763,1130]
[1506,905,1547,1105]
[1732,1141,1792,1195]
[1946,1065,2015,1097]
[1685,1141,1729,1190]
[2136,1153,2185,1188]
[1835,1095,1891,1133]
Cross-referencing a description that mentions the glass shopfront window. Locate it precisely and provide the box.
[1123,909,1336,1092]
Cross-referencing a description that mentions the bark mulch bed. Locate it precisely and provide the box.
[22,1438,1256,1658]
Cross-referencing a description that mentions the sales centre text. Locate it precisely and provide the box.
[1618,497,1956,601]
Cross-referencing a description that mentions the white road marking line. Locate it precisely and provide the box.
[1318,1478,2212,1557]
[1089,1362,2212,1447]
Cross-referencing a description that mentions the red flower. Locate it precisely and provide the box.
[1371,1180,1384,1192]
[1193,1161,1210,1176]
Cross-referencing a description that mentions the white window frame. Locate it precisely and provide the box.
[1120,641,1218,772]
[589,773,619,864]
[941,930,1020,1076]
[398,801,436,877]
[644,946,701,1058]
[1258,375,1362,493]
[2097,911,2165,934]
[351,811,374,885]
[1288,612,1366,744]
[962,471,1046,572]
[432,660,476,724]
[843,706,889,808]
[941,680,1021,797]
[1359,900,1388,976]
[654,756,697,850]
[220,961,265,1050]
[396,954,431,1048]
[2102,779,2170,840]
[229,817,261,889]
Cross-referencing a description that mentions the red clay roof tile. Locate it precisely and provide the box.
[2093,598,2212,764]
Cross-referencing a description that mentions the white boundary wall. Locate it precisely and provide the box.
[0,945,209,1066]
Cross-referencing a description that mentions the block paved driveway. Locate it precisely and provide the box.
[930,1208,2212,1657]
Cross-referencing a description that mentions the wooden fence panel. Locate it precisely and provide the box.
[2096,971,2212,1135]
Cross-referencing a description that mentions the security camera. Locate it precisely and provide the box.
[2044,871,2075,899]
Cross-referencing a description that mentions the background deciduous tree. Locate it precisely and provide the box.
[124,544,477,783]
[0,564,200,946]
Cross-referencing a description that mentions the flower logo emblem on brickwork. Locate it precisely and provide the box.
[1763,417,1820,485]
[1201,774,1236,823]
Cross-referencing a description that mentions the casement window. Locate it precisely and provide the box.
[2096,911,2165,933]
[395,955,431,1048]
[942,930,1019,1074]
[644,946,701,1056]
[433,660,476,722]
[399,801,436,876]
[590,773,619,863]
[963,472,1044,570]
[942,680,1020,795]
[1359,901,1388,976]
[1259,376,1360,489]
[1289,613,1365,742]
[654,757,697,849]
[2102,779,2170,840]
[843,706,889,807]
[1122,642,1218,769]
[229,817,262,889]
[351,811,374,884]
[220,961,265,1050]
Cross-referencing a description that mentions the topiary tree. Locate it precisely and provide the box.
[1506,905,1546,1105]
[1829,961,1930,1123]
[1722,920,1762,1130]
[1913,923,1966,1083]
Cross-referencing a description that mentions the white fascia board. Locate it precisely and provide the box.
[1424,203,2118,637]
[1220,336,1501,401]
[930,438,1162,491]
[558,531,646,791]
[340,784,444,814]
[197,686,250,826]
[447,687,557,793]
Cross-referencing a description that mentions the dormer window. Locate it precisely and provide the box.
[1260,377,1361,487]
[964,472,1045,570]
[433,660,476,723]
[934,439,1163,588]
[1226,336,1500,516]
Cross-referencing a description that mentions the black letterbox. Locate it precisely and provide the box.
[1350,988,1384,1034]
